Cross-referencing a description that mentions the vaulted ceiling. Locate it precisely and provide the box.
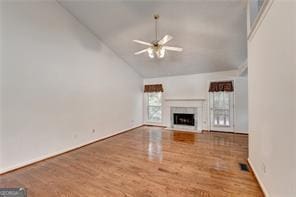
[59,0,247,78]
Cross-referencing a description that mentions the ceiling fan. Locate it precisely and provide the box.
[133,14,183,59]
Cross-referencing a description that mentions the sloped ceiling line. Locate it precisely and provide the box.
[57,0,144,78]
[58,0,247,78]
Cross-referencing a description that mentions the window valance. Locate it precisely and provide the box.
[144,84,164,93]
[209,81,233,92]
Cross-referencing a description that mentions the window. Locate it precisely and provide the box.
[147,92,162,122]
[210,91,233,127]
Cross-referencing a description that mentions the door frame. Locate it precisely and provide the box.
[208,80,235,132]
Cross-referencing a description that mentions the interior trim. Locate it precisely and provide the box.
[0,124,143,175]
[143,124,166,128]
[248,0,274,41]
[205,130,248,135]
[164,98,206,101]
[247,158,269,196]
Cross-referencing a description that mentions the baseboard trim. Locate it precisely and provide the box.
[0,124,143,175]
[164,127,201,133]
[143,124,166,128]
[247,158,269,197]
[204,130,248,135]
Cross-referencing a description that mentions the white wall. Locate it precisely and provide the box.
[0,0,3,168]
[0,1,143,173]
[248,0,296,196]
[235,76,248,132]
[294,4,296,194]
[144,70,249,133]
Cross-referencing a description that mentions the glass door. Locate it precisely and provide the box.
[147,92,162,123]
[209,91,234,132]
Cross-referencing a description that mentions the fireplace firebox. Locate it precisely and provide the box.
[173,113,195,126]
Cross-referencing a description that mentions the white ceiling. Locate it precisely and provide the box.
[59,0,247,78]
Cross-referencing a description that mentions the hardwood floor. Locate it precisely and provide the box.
[0,126,263,197]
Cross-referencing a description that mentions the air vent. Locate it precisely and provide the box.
[239,163,249,172]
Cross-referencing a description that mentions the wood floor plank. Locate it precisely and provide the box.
[0,126,263,196]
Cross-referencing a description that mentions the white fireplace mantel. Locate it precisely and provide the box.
[162,98,207,132]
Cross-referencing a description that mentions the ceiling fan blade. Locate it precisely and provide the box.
[163,46,183,52]
[134,48,149,55]
[158,34,173,45]
[133,40,153,46]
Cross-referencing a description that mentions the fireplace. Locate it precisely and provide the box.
[170,107,199,131]
[173,113,195,126]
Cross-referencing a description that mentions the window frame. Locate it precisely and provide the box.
[212,91,232,127]
[208,79,235,132]
[146,92,162,123]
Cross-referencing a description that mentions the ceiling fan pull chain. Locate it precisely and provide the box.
[154,14,159,41]
[155,19,157,41]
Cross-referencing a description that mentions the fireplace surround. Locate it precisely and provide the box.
[173,113,195,126]
[170,107,198,131]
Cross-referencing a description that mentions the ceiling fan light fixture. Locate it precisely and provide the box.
[133,14,183,59]
[148,48,155,58]
[158,47,165,58]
